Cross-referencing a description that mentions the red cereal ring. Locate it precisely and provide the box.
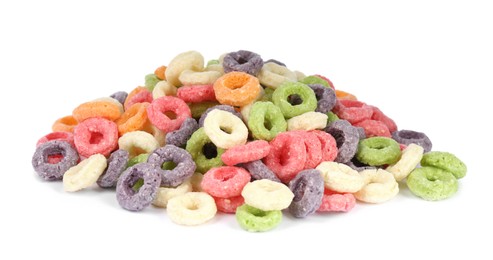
[214,195,245,214]
[147,96,191,133]
[317,189,356,212]
[314,74,335,89]
[52,115,78,132]
[201,166,251,198]
[176,85,217,103]
[286,131,323,169]
[263,132,307,183]
[310,130,338,162]
[73,117,118,158]
[370,106,397,133]
[354,119,391,138]
[124,87,153,110]
[36,131,75,147]
[220,140,271,166]
[333,99,373,124]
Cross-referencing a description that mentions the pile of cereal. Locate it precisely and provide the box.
[32,50,467,232]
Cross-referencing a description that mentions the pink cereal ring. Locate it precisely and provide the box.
[201,166,251,198]
[176,85,217,103]
[221,140,271,166]
[333,99,373,124]
[315,74,335,89]
[263,132,307,183]
[214,195,245,214]
[147,96,191,133]
[36,131,74,147]
[354,119,391,138]
[286,131,322,169]
[370,106,397,133]
[124,87,153,110]
[73,117,118,158]
[310,130,338,162]
[317,189,356,212]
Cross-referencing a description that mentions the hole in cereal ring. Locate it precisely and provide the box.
[288,94,303,105]
[89,132,104,144]
[47,154,64,164]
[187,202,199,211]
[132,178,144,192]
[164,111,177,120]
[264,120,273,131]
[161,161,177,170]
[293,180,307,202]
[220,126,232,134]
[202,143,218,159]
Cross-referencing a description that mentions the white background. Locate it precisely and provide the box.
[1,0,492,259]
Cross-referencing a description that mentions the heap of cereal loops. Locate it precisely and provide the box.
[32,50,467,232]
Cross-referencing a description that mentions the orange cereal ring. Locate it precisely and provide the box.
[335,89,358,101]
[72,101,122,122]
[154,65,167,80]
[52,115,78,132]
[213,71,261,107]
[116,102,151,136]
[124,86,153,110]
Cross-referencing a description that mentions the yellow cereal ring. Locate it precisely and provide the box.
[386,143,424,181]
[190,172,204,192]
[165,51,204,87]
[152,81,177,99]
[167,192,217,226]
[118,131,159,158]
[72,100,122,122]
[203,109,248,149]
[63,154,107,192]
[257,62,297,89]
[213,71,261,107]
[241,179,294,211]
[354,169,399,203]
[152,179,193,208]
[316,161,365,193]
[52,115,78,132]
[179,69,222,85]
[287,111,328,131]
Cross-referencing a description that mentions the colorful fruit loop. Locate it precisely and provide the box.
[32,49,467,232]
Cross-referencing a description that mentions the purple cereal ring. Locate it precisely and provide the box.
[324,120,360,163]
[116,163,161,211]
[110,91,128,105]
[147,145,196,187]
[345,157,376,172]
[198,105,242,127]
[97,149,129,188]
[240,160,281,182]
[308,84,337,113]
[32,140,79,181]
[165,117,199,148]
[288,169,324,218]
[223,50,264,76]
[392,129,432,152]
[264,59,286,67]
[355,126,367,140]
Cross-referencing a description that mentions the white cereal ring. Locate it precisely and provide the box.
[118,131,159,158]
[287,111,328,131]
[354,169,399,203]
[203,109,248,149]
[386,143,424,181]
[165,51,204,87]
[179,69,222,85]
[190,172,204,192]
[148,125,166,147]
[93,97,124,114]
[63,154,107,192]
[294,70,306,81]
[316,161,365,193]
[205,63,224,74]
[167,192,217,226]
[152,80,177,99]
[257,62,297,89]
[241,179,294,211]
[152,179,193,208]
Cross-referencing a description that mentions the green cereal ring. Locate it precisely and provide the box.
[186,128,225,173]
[189,101,220,119]
[248,101,287,141]
[127,153,149,168]
[260,87,274,102]
[421,151,467,179]
[207,59,220,66]
[145,73,160,91]
[327,111,339,124]
[299,75,330,88]
[356,137,401,166]
[235,204,282,232]
[272,82,317,118]
[406,166,458,201]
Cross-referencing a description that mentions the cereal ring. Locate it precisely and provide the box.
[317,189,356,212]
[335,89,357,100]
[154,65,167,80]
[260,87,274,101]
[314,74,335,89]
[176,84,216,103]
[294,70,306,81]
[345,157,375,172]
[52,115,78,133]
[63,154,107,192]
[406,167,458,201]
[97,149,129,188]
[299,75,330,88]
[190,101,220,119]
[324,120,360,163]
[354,169,399,203]
[264,59,286,67]
[354,119,391,138]
[241,179,294,211]
[327,111,339,124]
[308,84,337,113]
[309,130,338,162]
[110,91,128,105]
[287,111,328,131]
[36,131,74,148]
[93,97,124,114]
[118,131,159,158]
[203,109,248,149]
[147,96,191,133]
[165,117,199,148]
[239,160,281,182]
[165,50,204,87]
[288,169,324,218]
[201,166,251,198]
[152,179,192,208]
[116,163,161,211]
[235,204,282,232]
[333,99,373,124]
[145,73,161,91]
[152,80,177,99]
[392,129,433,153]
[316,161,365,193]
[148,125,166,147]
[221,140,270,166]
[198,104,242,127]
[356,137,401,166]
[207,59,220,66]
[286,131,323,169]
[222,50,263,76]
[247,101,287,141]
[178,69,222,86]
[214,195,244,214]
[72,100,122,122]
[147,145,196,187]
[257,62,297,89]
[124,87,153,111]
[167,192,217,226]
[386,143,424,181]
[116,102,151,136]
[271,82,317,118]
[370,106,397,133]
[73,117,118,158]
[32,140,79,181]
[126,153,149,168]
[190,172,204,192]
[213,71,261,107]
[186,128,225,173]
[421,151,467,179]
[263,132,307,183]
